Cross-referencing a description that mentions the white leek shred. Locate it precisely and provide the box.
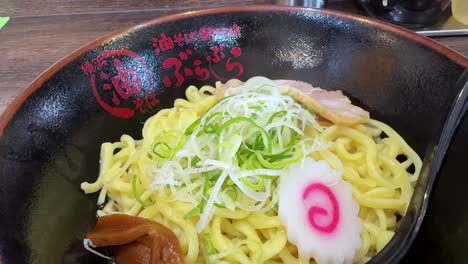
[238,168,282,178]
[196,170,229,232]
[227,167,269,202]
[83,238,113,260]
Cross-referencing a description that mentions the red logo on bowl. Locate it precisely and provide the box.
[81,50,158,119]
[151,24,244,88]
[82,24,245,118]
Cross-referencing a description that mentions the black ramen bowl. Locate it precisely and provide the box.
[1,5,467,264]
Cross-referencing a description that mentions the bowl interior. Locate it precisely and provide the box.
[0,7,466,264]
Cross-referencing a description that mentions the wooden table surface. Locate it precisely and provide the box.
[1,0,467,113]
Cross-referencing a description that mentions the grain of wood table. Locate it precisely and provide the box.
[1,0,467,113]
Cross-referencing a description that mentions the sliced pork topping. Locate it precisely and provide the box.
[214,78,370,126]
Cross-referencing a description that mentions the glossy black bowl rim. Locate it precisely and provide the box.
[1,4,467,137]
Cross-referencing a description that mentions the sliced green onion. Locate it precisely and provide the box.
[183,207,200,220]
[199,171,210,212]
[214,203,225,208]
[204,112,223,123]
[185,117,201,135]
[217,117,272,152]
[253,134,265,151]
[267,111,287,124]
[204,124,218,134]
[191,156,201,167]
[249,105,262,111]
[240,177,264,191]
[225,186,238,201]
[241,154,261,170]
[203,112,223,134]
[152,131,187,160]
[255,149,304,169]
[204,232,217,259]
[132,175,155,207]
[185,95,235,136]
[183,171,213,219]
[219,135,242,163]
[152,141,173,159]
[268,153,293,163]
[263,132,297,158]
[258,174,276,179]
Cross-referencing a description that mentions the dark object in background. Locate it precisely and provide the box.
[357,0,451,28]
[0,5,467,264]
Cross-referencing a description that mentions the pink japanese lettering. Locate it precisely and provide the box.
[208,46,244,81]
[149,24,244,88]
[230,47,241,58]
[151,24,242,55]
[184,31,197,44]
[199,27,211,42]
[194,59,210,80]
[162,57,184,88]
[207,46,225,64]
[82,49,158,119]
[211,27,227,38]
[173,33,184,47]
[151,38,161,55]
[145,91,160,109]
[111,59,142,100]
[159,33,174,52]
[81,61,95,77]
[230,24,241,37]
[133,98,146,114]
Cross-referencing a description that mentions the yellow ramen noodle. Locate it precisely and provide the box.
[81,82,422,264]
